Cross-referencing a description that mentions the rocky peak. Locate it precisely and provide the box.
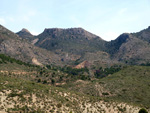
[16,28,34,39]
[21,28,31,33]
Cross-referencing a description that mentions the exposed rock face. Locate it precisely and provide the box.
[32,58,43,66]
[74,61,90,69]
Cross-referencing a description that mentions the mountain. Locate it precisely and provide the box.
[107,26,150,64]
[34,26,150,66]
[35,28,106,53]
[16,28,34,40]
[3,24,150,66]
[16,26,150,66]
[34,28,115,66]
[0,25,62,66]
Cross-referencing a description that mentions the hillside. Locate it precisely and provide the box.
[0,54,148,113]
[0,54,147,113]
[106,26,150,64]
[1,75,142,113]
[0,25,62,66]
[132,26,150,42]
[62,65,150,111]
[100,66,150,108]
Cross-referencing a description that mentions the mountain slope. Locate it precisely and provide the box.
[132,26,150,42]
[0,25,62,65]
[106,26,150,64]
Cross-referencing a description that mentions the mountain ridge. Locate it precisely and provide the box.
[2,24,150,66]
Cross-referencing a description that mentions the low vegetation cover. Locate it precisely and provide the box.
[0,54,150,112]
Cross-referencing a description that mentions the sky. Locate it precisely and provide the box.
[0,0,150,41]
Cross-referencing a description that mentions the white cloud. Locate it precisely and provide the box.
[0,18,6,25]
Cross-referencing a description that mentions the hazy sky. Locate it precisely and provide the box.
[1,0,150,41]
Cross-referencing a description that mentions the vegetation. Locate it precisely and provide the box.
[0,54,36,67]
[1,54,150,110]
[99,66,150,108]
[139,108,148,113]
[94,65,121,78]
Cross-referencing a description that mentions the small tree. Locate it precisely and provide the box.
[37,79,41,83]
[51,79,55,85]
[139,108,148,113]
[43,80,47,84]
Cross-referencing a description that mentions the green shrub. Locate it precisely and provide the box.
[139,108,148,113]
[43,80,47,84]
